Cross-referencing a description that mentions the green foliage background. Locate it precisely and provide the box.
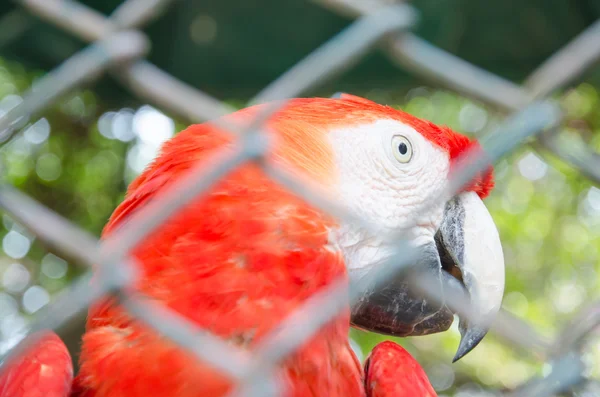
[0,55,599,395]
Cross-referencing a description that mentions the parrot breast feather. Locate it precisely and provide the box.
[78,117,364,397]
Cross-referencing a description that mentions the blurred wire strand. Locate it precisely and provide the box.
[0,0,598,396]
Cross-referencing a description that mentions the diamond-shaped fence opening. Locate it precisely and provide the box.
[0,0,599,396]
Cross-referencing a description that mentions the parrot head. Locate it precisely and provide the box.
[257,93,504,361]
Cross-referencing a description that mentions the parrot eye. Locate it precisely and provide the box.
[391,135,413,163]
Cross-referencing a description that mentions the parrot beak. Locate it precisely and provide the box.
[436,191,505,361]
[350,191,505,361]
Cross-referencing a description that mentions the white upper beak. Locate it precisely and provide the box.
[437,191,505,361]
[458,191,505,319]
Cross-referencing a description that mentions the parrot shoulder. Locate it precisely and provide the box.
[364,341,436,397]
[0,331,73,397]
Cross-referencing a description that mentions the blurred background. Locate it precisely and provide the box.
[0,0,600,395]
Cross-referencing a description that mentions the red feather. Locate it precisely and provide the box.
[365,341,437,397]
[0,332,73,397]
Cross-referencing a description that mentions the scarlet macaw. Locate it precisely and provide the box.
[0,94,504,396]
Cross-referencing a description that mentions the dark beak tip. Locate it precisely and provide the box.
[452,338,478,363]
[452,326,488,363]
[452,348,469,363]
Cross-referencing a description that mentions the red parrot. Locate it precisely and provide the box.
[0,94,504,397]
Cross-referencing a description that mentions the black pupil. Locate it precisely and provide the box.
[398,142,408,155]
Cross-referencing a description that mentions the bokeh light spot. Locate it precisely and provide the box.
[2,262,30,292]
[190,15,218,45]
[23,118,50,144]
[36,153,62,181]
[459,103,488,133]
[518,152,548,181]
[22,285,50,314]
[2,230,31,259]
[133,105,175,147]
[41,253,68,279]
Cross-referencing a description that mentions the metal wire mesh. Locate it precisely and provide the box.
[0,0,599,395]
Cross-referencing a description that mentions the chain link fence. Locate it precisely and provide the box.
[0,0,599,395]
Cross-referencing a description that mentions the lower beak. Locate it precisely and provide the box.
[350,191,505,361]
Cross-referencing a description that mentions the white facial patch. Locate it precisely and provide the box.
[326,119,451,274]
